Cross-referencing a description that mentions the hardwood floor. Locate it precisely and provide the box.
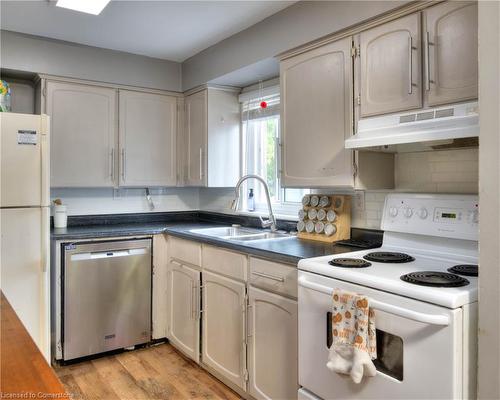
[54,343,241,400]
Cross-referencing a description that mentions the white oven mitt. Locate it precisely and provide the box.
[326,289,377,384]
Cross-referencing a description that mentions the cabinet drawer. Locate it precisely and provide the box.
[202,245,247,281]
[249,258,297,299]
[169,237,201,267]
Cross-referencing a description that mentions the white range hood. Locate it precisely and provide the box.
[345,101,479,152]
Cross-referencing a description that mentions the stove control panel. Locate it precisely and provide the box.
[381,194,478,240]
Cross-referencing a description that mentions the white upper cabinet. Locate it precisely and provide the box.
[184,90,207,186]
[280,37,355,188]
[357,13,422,117]
[46,81,117,187]
[423,1,478,106]
[118,90,177,187]
[183,88,240,188]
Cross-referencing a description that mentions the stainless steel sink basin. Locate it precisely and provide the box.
[189,226,262,238]
[189,226,292,242]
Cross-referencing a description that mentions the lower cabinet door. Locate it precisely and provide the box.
[248,287,298,400]
[201,270,247,390]
[168,260,200,363]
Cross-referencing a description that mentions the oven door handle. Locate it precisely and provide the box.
[298,276,450,326]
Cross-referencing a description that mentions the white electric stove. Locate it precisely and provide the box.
[297,193,479,400]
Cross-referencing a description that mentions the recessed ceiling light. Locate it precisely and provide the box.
[56,0,111,15]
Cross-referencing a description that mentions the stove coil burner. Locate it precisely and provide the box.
[363,252,415,263]
[328,258,372,268]
[447,264,478,277]
[400,271,469,287]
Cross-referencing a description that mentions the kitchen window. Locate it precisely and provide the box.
[240,87,309,216]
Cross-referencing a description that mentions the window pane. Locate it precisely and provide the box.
[243,115,279,206]
[241,93,312,213]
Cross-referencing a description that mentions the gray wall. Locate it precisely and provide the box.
[182,0,409,90]
[0,30,182,92]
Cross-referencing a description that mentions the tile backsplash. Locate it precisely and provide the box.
[199,149,479,231]
[51,187,200,216]
[52,149,478,232]
[395,148,478,193]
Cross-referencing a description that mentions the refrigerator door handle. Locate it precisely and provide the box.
[41,207,50,273]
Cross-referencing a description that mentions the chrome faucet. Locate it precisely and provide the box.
[231,174,277,232]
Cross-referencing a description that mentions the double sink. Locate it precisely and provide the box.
[189,226,293,243]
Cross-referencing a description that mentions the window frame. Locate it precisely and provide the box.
[239,91,309,216]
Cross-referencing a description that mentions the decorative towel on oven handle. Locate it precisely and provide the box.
[326,288,377,383]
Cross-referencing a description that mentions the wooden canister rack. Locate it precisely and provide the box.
[297,195,351,243]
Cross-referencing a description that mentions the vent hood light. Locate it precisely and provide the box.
[56,0,111,15]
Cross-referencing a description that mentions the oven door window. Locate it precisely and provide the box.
[373,329,403,381]
[327,312,404,381]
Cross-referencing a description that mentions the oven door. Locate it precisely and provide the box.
[298,270,463,400]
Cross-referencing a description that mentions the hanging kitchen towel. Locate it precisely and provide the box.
[326,289,377,383]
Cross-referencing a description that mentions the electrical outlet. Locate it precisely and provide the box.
[354,190,365,211]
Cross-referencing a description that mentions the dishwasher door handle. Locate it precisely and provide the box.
[71,248,148,261]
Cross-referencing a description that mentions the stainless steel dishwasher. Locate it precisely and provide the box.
[63,238,152,360]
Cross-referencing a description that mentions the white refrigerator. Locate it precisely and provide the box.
[0,112,50,360]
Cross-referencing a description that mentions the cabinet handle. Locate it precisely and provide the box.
[251,271,285,282]
[246,303,253,338]
[109,148,115,182]
[191,282,197,320]
[408,36,413,95]
[121,148,126,181]
[199,148,203,180]
[424,31,432,92]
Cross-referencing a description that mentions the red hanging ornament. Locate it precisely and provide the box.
[260,101,268,109]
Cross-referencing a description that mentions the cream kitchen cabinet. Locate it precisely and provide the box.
[167,259,201,363]
[182,87,240,187]
[118,90,178,187]
[152,234,168,340]
[423,1,478,106]
[201,270,247,391]
[248,274,298,400]
[248,258,298,400]
[45,79,180,188]
[167,237,201,362]
[46,81,117,187]
[280,37,394,189]
[356,12,422,117]
[280,37,354,188]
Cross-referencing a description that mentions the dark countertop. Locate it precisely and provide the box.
[51,211,382,265]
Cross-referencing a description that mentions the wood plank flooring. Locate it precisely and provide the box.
[54,343,241,400]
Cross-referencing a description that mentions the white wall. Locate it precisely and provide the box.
[51,188,199,216]
[182,0,409,90]
[477,2,500,398]
[0,30,182,92]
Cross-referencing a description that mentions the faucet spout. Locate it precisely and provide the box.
[232,174,277,231]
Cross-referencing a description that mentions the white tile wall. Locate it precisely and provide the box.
[395,149,478,193]
[55,149,478,231]
[199,149,479,231]
[51,187,200,216]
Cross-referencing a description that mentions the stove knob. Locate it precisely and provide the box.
[403,207,413,218]
[389,207,398,217]
[418,207,428,219]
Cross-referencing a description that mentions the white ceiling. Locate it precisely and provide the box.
[0,0,294,62]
